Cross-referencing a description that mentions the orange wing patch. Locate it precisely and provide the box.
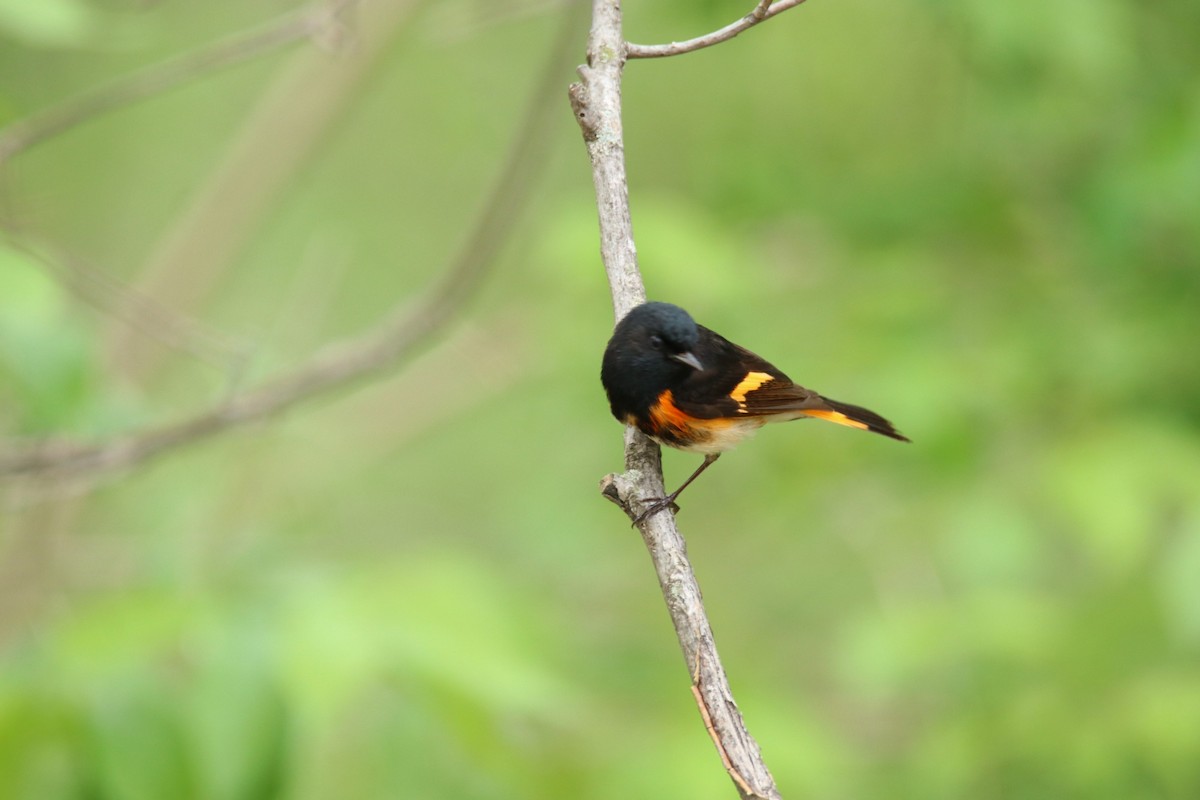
[729,371,775,413]
[801,408,870,431]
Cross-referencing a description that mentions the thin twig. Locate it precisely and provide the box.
[0,0,359,167]
[625,0,806,60]
[0,1,583,481]
[693,684,763,799]
[573,2,782,797]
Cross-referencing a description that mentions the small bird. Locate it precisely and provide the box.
[601,301,909,523]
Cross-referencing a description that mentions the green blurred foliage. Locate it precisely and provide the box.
[1,0,1199,797]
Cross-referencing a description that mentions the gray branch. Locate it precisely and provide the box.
[571,2,782,797]
[626,0,807,60]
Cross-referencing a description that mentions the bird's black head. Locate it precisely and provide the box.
[601,302,705,420]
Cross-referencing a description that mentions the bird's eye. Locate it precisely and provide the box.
[648,334,663,349]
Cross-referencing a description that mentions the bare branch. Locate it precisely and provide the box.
[573,2,782,797]
[0,1,583,481]
[625,0,807,60]
[0,0,359,168]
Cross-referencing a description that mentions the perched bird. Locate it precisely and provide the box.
[601,301,909,523]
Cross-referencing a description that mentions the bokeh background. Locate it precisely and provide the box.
[2,0,1199,797]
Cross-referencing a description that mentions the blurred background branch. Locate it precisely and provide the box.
[99,0,414,380]
[0,0,360,168]
[0,230,251,370]
[0,0,581,482]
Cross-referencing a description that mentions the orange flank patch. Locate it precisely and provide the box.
[649,390,735,438]
[648,390,765,454]
[801,408,870,431]
[649,390,695,434]
[729,371,775,411]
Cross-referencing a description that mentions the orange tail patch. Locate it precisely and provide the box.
[803,399,910,442]
[800,408,871,431]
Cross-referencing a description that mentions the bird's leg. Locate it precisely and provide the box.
[665,453,721,505]
[633,453,721,525]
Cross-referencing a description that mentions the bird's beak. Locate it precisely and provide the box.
[670,351,704,371]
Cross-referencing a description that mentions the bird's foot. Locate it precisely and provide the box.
[632,495,680,526]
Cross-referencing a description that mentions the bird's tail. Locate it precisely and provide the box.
[802,397,910,442]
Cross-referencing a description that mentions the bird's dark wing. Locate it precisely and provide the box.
[663,326,820,418]
[676,327,910,441]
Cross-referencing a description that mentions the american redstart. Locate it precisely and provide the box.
[601,301,909,523]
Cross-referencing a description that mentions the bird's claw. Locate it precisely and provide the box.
[631,496,680,526]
